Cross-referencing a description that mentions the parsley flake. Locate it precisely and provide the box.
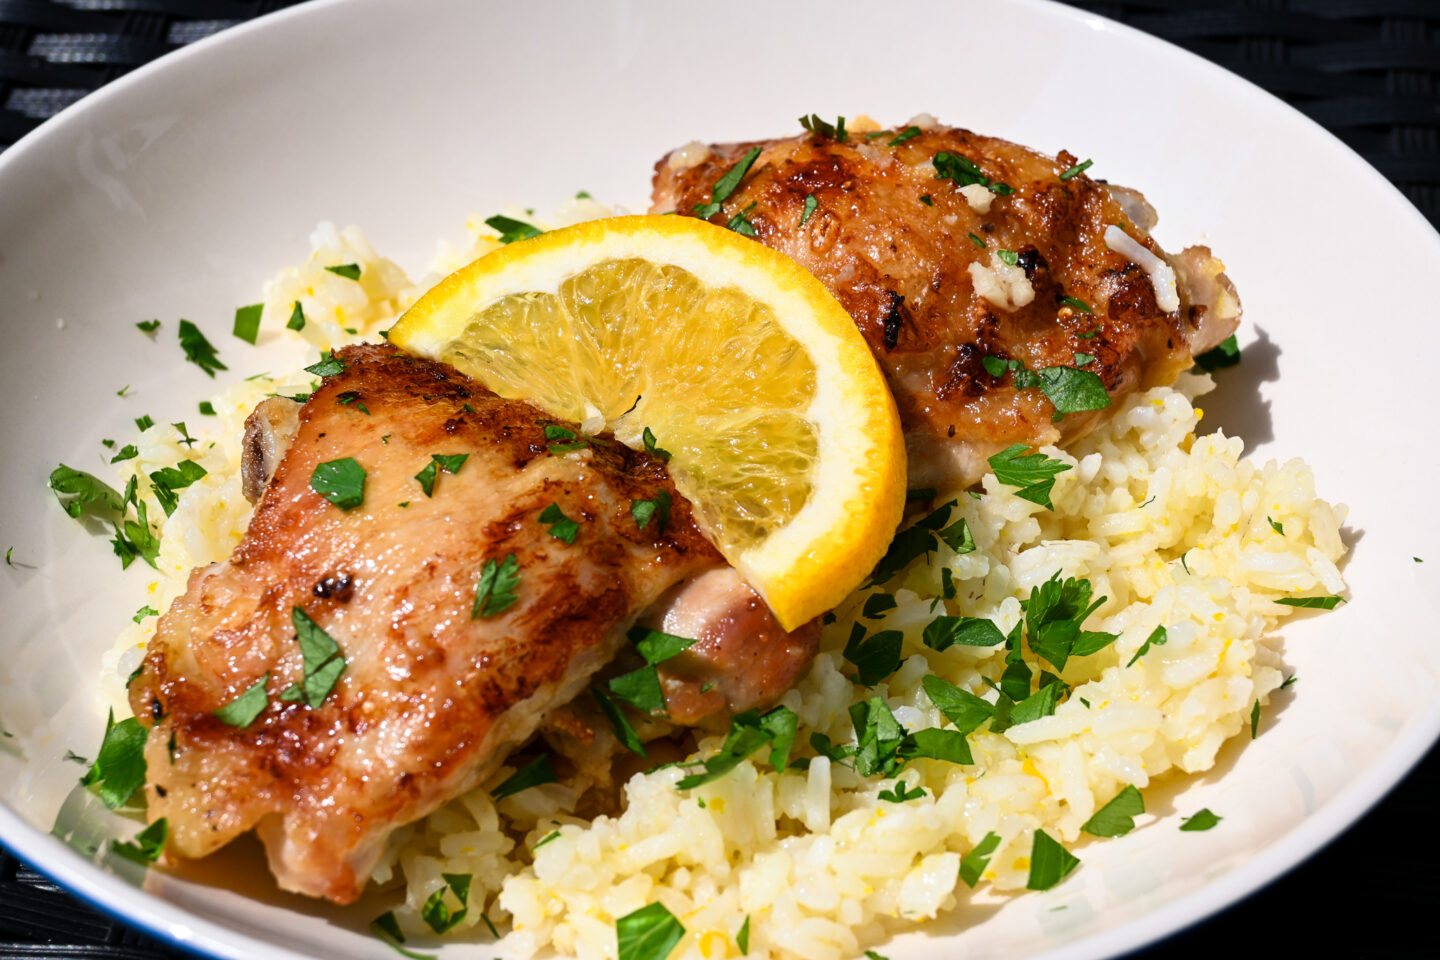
[888,125,922,146]
[933,151,1014,196]
[843,623,903,686]
[960,831,1001,887]
[112,817,168,865]
[325,263,362,280]
[642,426,671,461]
[1061,295,1094,314]
[988,445,1072,509]
[1126,624,1168,667]
[737,915,751,955]
[287,300,306,331]
[177,319,226,377]
[919,194,933,206]
[693,146,762,219]
[1250,699,1261,738]
[799,193,819,226]
[631,490,672,533]
[305,353,345,377]
[799,114,849,142]
[133,605,159,624]
[592,685,646,757]
[279,607,346,708]
[1180,808,1222,832]
[1081,784,1145,837]
[485,215,543,244]
[198,401,216,416]
[1059,158,1093,180]
[492,753,557,800]
[232,305,262,344]
[538,502,581,543]
[49,464,124,519]
[109,444,139,464]
[370,911,433,960]
[1026,830,1080,890]
[968,232,986,248]
[472,554,521,618]
[997,248,1019,266]
[212,673,269,727]
[878,780,926,803]
[136,319,161,334]
[676,705,797,788]
[616,902,685,960]
[421,873,473,934]
[310,457,366,510]
[923,615,1005,651]
[414,453,468,496]
[1194,334,1240,372]
[1276,595,1344,609]
[80,709,147,809]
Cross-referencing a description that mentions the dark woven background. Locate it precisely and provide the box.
[2,1,1437,958]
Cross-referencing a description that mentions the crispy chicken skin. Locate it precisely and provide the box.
[130,344,731,903]
[652,121,1240,488]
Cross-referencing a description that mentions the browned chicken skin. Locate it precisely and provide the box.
[652,120,1240,488]
[131,344,739,903]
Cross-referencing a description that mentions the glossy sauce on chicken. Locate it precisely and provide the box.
[652,120,1240,488]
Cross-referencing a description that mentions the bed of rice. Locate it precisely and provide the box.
[103,210,1348,960]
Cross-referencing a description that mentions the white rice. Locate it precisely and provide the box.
[105,214,1348,960]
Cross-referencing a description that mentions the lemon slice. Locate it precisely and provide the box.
[389,215,904,629]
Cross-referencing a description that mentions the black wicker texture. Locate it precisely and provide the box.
[2,1,1439,959]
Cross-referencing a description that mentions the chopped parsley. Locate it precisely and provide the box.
[1126,624,1168,667]
[888,125,922,146]
[923,615,1005,651]
[1180,808,1222,832]
[370,911,433,960]
[421,872,472,934]
[177,319,226,377]
[80,709,147,809]
[539,503,581,543]
[968,232,986,248]
[108,444,139,464]
[996,248,1019,266]
[987,445,1072,509]
[1023,573,1117,671]
[278,607,346,708]
[959,831,1001,887]
[472,554,521,618]
[919,194,933,206]
[112,817,168,865]
[149,460,207,516]
[593,685,647,756]
[110,499,161,569]
[641,426,671,461]
[485,215,543,244]
[922,675,995,736]
[414,453,468,496]
[1081,785,1144,837]
[631,490,672,533]
[1026,830,1080,890]
[1250,699,1261,738]
[132,605,159,623]
[693,145,762,219]
[799,193,819,226]
[616,902,685,960]
[1281,674,1298,690]
[849,696,907,777]
[305,353,345,377]
[310,457,366,510]
[136,319,161,334]
[933,151,1014,196]
[869,498,973,583]
[325,263,362,280]
[737,915,751,954]
[676,705,798,789]
[198,401,216,416]
[49,464,124,519]
[287,300,306,331]
[544,424,589,454]
[1268,516,1285,535]
[135,414,154,431]
[534,829,561,850]
[1276,595,1344,609]
[726,201,758,236]
[336,391,370,414]
[1061,295,1094,314]
[983,356,1111,421]
[491,753,557,800]
[213,674,269,727]
[799,114,848,142]
[862,593,898,618]
[232,304,262,344]
[843,623,903,686]
[1194,334,1240,372]
[877,780,926,803]
[1059,158,1093,180]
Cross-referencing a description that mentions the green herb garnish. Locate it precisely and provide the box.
[287,300,306,331]
[325,263,362,280]
[278,607,346,708]
[616,902,685,960]
[80,709,147,809]
[492,754,557,800]
[1081,785,1144,837]
[959,831,1001,887]
[1026,830,1079,890]
[641,427,671,461]
[178,319,226,376]
[539,503,581,543]
[1180,808,1221,832]
[1059,158,1093,180]
[987,445,1072,509]
[631,490,672,533]
[694,145,763,219]
[472,554,520,618]
[799,194,818,226]
[136,319,161,334]
[1194,334,1240,372]
[213,674,269,727]
[933,151,1013,196]
[112,817,168,865]
[1126,624,1168,667]
[676,705,798,788]
[310,457,366,510]
[1275,595,1344,609]
[877,780,926,803]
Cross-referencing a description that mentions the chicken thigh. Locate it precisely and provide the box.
[652,119,1240,488]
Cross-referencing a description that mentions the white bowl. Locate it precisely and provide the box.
[2,1,1438,958]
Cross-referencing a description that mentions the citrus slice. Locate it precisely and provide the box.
[389,215,904,629]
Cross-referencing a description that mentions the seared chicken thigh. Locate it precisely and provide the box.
[130,344,814,903]
[652,120,1240,488]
